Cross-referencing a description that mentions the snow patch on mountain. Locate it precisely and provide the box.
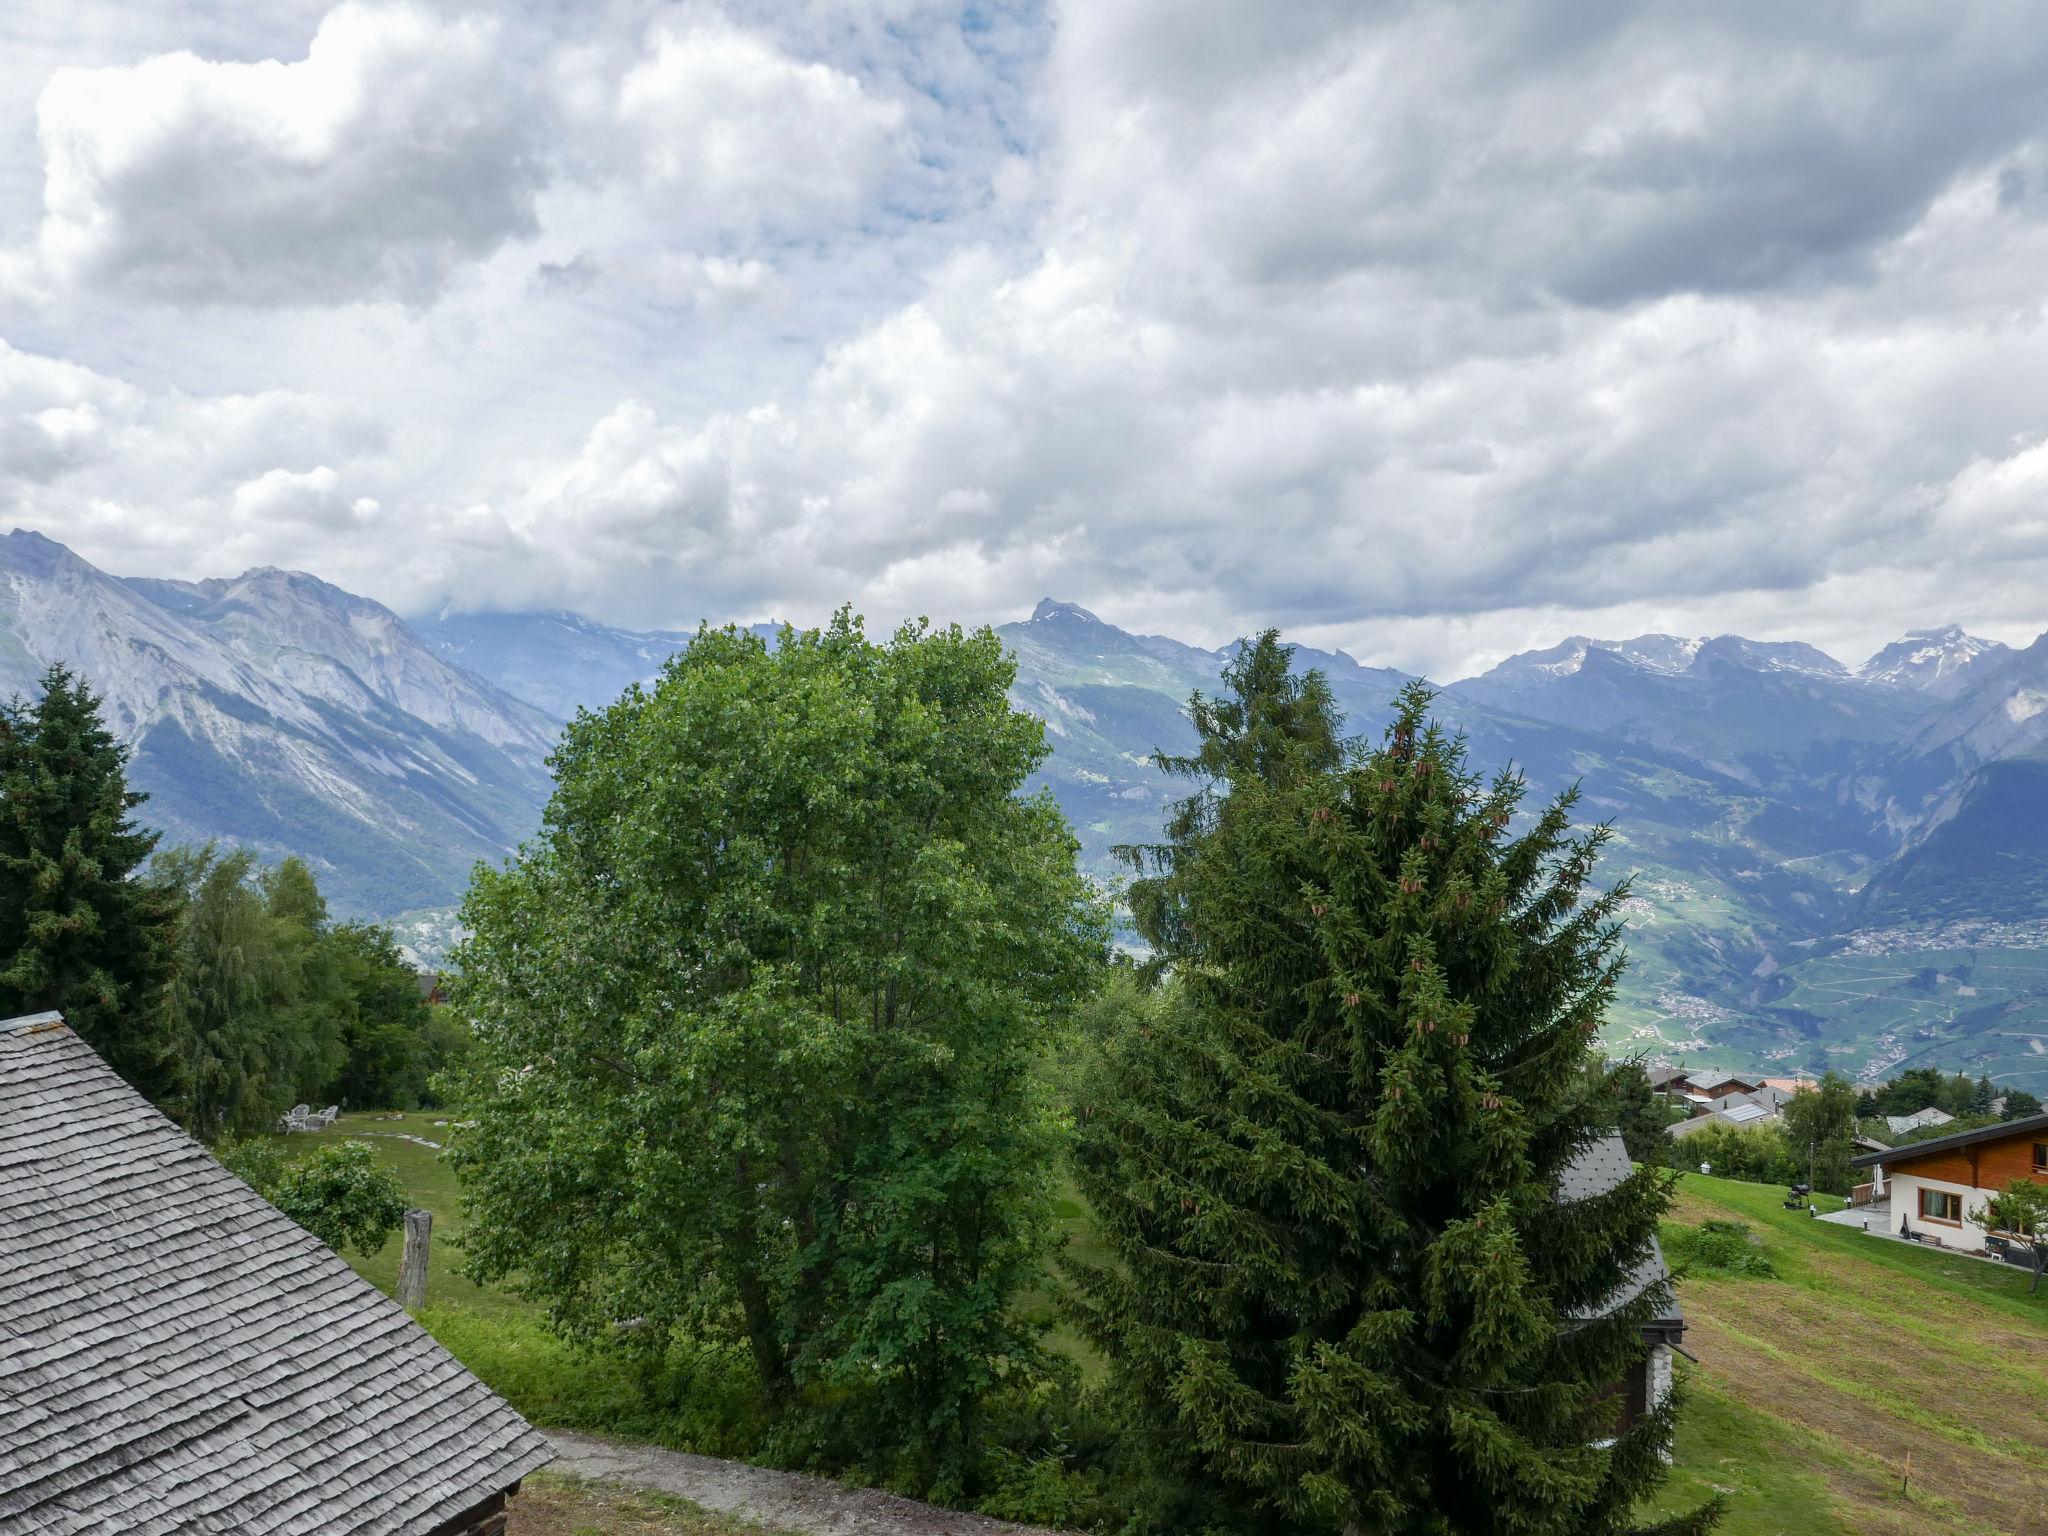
[1857,624,2008,696]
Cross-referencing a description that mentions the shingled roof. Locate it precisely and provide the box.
[0,1012,553,1536]
[1558,1132,1683,1334]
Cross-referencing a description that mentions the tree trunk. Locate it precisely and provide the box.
[734,1266,792,1402]
[397,1208,432,1310]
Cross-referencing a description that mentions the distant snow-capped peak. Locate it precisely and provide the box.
[1857,625,2007,694]
[1488,633,1703,680]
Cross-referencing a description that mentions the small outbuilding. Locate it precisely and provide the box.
[0,1011,553,1535]
[1560,1133,1687,1437]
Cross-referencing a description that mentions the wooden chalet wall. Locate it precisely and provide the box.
[1890,1134,2047,1191]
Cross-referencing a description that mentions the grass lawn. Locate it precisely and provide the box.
[272,1120,2048,1534]
[270,1115,773,1454]
[1022,1179,1115,1379]
[1659,1170,2048,1535]
[271,1110,526,1318]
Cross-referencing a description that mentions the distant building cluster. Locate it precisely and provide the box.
[1648,1066,1811,1140]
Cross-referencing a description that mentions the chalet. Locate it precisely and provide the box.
[1644,1067,1770,1119]
[0,1011,552,1534]
[1561,1133,1686,1437]
[1688,1073,1763,1101]
[1850,1112,2048,1254]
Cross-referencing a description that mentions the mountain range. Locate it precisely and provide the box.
[8,528,2048,1086]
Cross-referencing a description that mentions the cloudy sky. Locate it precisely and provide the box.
[6,2,2048,678]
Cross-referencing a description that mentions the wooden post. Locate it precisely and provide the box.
[398,1208,432,1310]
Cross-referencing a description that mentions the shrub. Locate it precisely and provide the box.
[1664,1219,1776,1278]
[1674,1120,1795,1184]
[213,1134,288,1196]
[269,1140,408,1257]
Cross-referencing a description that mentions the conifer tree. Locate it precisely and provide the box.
[1069,638,1713,1535]
[0,664,180,1096]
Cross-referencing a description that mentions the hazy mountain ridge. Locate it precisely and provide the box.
[14,528,2048,1081]
[0,530,552,915]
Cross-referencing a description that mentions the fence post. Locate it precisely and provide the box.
[398,1208,432,1310]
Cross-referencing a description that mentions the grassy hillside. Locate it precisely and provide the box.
[1654,1172,2048,1535]
[271,1119,2048,1534]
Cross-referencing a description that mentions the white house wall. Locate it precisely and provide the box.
[1889,1170,1994,1252]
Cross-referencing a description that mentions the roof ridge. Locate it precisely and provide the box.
[0,1011,67,1035]
[1851,1110,2048,1168]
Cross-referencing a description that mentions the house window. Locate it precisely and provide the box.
[1919,1188,1963,1224]
[2033,1143,2046,1173]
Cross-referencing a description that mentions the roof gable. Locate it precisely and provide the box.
[0,1014,552,1535]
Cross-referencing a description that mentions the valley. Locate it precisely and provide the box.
[11,530,2048,1083]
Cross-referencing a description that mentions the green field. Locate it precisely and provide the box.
[274,1121,2048,1534]
[1656,1172,2048,1534]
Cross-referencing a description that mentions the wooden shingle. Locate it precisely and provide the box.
[0,1012,553,1535]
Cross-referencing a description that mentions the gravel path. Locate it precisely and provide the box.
[544,1431,1064,1536]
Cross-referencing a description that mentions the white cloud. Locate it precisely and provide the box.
[32,3,548,304]
[0,337,394,573]
[649,253,779,308]
[229,465,367,530]
[10,0,2048,683]
[614,19,910,236]
[20,4,918,309]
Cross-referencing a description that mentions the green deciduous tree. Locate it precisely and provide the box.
[260,856,350,1101]
[450,614,1106,1482]
[1674,1123,1794,1185]
[1869,1068,1948,1118]
[1780,1072,1859,1195]
[270,1140,409,1257]
[1068,647,1710,1536]
[158,846,440,1134]
[324,921,440,1108]
[1983,1180,2048,1295]
[159,846,303,1139]
[0,664,181,1096]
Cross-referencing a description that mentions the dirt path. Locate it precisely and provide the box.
[544,1431,1063,1536]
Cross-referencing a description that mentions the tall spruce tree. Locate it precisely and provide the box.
[0,664,180,1097]
[1069,638,1712,1535]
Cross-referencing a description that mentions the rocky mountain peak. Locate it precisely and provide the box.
[1030,598,1103,625]
[1857,625,2006,695]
